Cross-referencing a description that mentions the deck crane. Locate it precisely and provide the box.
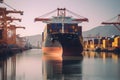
[101,14,120,32]
[34,8,88,34]
[34,8,88,23]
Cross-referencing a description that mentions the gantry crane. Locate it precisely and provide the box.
[0,20,23,44]
[0,7,23,15]
[0,16,21,22]
[102,14,120,32]
[0,7,24,44]
[7,25,25,44]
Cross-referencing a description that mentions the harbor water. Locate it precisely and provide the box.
[0,49,120,80]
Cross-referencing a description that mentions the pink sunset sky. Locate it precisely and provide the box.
[0,0,120,36]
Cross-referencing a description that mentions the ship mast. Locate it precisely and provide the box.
[57,8,66,33]
[62,16,64,33]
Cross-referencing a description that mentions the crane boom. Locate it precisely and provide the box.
[6,10,23,15]
[0,7,23,15]
[34,8,88,24]
[101,14,120,32]
[34,18,51,22]
[0,16,21,22]
[8,25,25,29]
[72,18,88,22]
[102,22,120,25]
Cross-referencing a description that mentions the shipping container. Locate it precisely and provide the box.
[112,36,120,47]
[90,44,95,49]
[102,39,109,48]
[93,39,99,44]
[78,26,82,36]
[87,40,92,44]
[47,23,80,34]
[114,37,120,43]
[42,32,44,42]
[108,38,114,44]
[47,23,62,33]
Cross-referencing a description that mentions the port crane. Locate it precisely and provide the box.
[0,7,23,15]
[7,25,25,44]
[0,7,24,44]
[102,14,120,32]
[0,16,21,22]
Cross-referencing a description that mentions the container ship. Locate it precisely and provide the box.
[35,8,88,56]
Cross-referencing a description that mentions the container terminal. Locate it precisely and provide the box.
[83,35,120,52]
[84,14,120,53]
[0,0,120,59]
[0,5,31,59]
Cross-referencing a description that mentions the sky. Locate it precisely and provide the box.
[0,0,120,36]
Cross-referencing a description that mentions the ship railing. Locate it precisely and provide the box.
[49,32,78,35]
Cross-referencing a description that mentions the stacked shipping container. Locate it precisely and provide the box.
[46,23,82,37]
[112,36,120,47]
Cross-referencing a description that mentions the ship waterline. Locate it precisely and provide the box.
[42,33,83,56]
[42,47,63,55]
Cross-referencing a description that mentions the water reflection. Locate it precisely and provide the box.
[43,51,120,80]
[83,51,120,59]
[42,56,62,80]
[0,49,42,80]
[43,54,83,80]
[0,55,16,80]
[62,59,83,80]
[0,59,7,80]
[0,49,120,80]
[82,51,120,80]
[11,55,16,80]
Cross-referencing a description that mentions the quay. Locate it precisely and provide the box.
[83,35,120,53]
[0,43,31,59]
[0,6,31,59]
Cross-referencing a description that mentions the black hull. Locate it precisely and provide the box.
[42,33,83,56]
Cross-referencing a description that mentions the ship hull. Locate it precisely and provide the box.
[42,33,83,56]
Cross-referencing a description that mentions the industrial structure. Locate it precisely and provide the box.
[102,14,120,31]
[35,8,88,56]
[84,14,120,52]
[0,4,28,58]
[83,36,120,50]
[0,7,25,45]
